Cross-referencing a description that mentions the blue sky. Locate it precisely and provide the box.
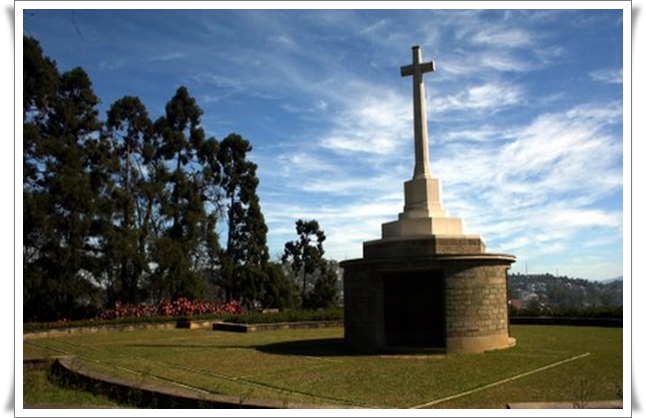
[19,4,628,281]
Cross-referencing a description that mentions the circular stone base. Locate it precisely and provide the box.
[446,335,516,354]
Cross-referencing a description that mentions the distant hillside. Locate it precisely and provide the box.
[599,276,623,285]
[508,273,622,309]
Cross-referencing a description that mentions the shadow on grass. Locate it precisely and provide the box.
[125,338,351,358]
[125,344,240,349]
[126,339,445,359]
[254,338,350,357]
[254,338,446,358]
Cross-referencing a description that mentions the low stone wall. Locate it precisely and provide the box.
[23,358,52,371]
[175,319,213,330]
[509,316,622,327]
[212,320,343,333]
[48,356,354,409]
[507,401,623,409]
[23,322,177,340]
[22,316,621,341]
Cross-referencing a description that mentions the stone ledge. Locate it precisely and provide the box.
[445,335,515,354]
[381,217,464,238]
[212,320,343,333]
[175,319,213,330]
[23,358,53,371]
[24,404,128,409]
[507,400,623,409]
[363,235,487,259]
[49,356,358,409]
[342,252,516,268]
[23,322,177,340]
[23,320,345,339]
[509,316,622,327]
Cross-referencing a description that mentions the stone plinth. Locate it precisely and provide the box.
[402,176,447,218]
[364,235,485,259]
[341,246,516,354]
[382,218,464,238]
[383,174,466,238]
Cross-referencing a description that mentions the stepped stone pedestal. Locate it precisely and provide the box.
[341,46,515,354]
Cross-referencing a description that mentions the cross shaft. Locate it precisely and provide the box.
[401,45,435,179]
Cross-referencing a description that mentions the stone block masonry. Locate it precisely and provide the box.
[443,260,514,353]
[342,251,515,354]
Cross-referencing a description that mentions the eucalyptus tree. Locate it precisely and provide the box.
[217,133,269,307]
[147,86,220,302]
[23,36,61,321]
[23,36,58,260]
[22,35,279,318]
[261,261,297,310]
[23,35,106,320]
[307,261,340,309]
[282,219,328,307]
[104,96,155,305]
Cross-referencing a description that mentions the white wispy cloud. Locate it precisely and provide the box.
[471,27,534,48]
[428,100,622,272]
[547,208,622,229]
[148,52,185,62]
[590,68,623,84]
[319,87,412,155]
[360,18,391,36]
[269,34,298,50]
[448,102,621,196]
[441,125,510,143]
[478,52,532,72]
[97,59,126,71]
[263,196,404,260]
[438,48,537,77]
[434,82,523,114]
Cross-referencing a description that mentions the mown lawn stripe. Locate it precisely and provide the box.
[409,352,591,409]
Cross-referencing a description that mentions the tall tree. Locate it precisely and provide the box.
[282,219,332,307]
[23,35,58,188]
[306,260,339,309]
[261,261,297,310]
[104,96,155,305]
[148,86,215,302]
[23,36,61,321]
[193,134,223,301]
[23,36,105,320]
[24,36,282,319]
[217,133,269,307]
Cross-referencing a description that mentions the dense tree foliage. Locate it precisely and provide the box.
[22,35,324,322]
[217,134,270,308]
[282,220,339,309]
[103,95,154,306]
[24,37,106,320]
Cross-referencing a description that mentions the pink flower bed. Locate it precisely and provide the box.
[98,298,243,320]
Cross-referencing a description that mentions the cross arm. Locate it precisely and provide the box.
[400,61,436,77]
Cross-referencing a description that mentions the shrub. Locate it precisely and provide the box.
[220,307,343,324]
[98,298,243,320]
[509,305,622,319]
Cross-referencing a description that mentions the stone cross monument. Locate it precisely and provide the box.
[381,45,463,239]
[341,45,516,354]
[401,45,434,179]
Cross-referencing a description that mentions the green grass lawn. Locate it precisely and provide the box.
[23,368,125,409]
[22,325,623,409]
